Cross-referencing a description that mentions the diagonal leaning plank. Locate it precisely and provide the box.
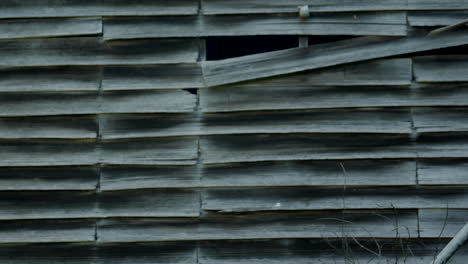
[202,28,468,87]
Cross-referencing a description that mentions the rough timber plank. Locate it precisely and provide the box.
[0,140,97,166]
[99,138,198,165]
[202,28,468,87]
[0,0,198,18]
[202,186,468,212]
[100,90,197,114]
[101,165,199,191]
[199,239,464,264]
[237,58,413,87]
[414,55,468,82]
[99,189,200,217]
[98,210,418,242]
[0,67,100,92]
[200,85,468,112]
[203,0,468,14]
[0,17,102,40]
[419,209,468,238]
[202,109,412,135]
[103,12,407,40]
[0,242,197,264]
[0,219,95,243]
[200,134,415,164]
[416,133,468,158]
[418,160,468,185]
[102,65,203,91]
[0,166,99,191]
[413,108,468,133]
[409,11,468,26]
[201,160,416,187]
[99,114,200,139]
[0,116,97,139]
[0,38,198,67]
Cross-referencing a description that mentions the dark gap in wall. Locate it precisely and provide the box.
[308,35,356,46]
[205,36,298,60]
[393,44,468,58]
[184,88,198,95]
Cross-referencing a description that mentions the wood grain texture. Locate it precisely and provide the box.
[202,160,416,187]
[0,0,198,18]
[202,109,412,135]
[0,116,97,139]
[409,11,468,26]
[414,55,468,82]
[236,58,413,87]
[98,210,418,242]
[0,38,198,67]
[0,67,100,92]
[413,108,468,133]
[0,166,98,191]
[0,219,95,243]
[101,165,199,191]
[200,134,415,164]
[203,0,468,14]
[0,140,97,166]
[416,133,468,158]
[0,242,197,264]
[0,17,102,40]
[419,209,468,238]
[200,85,468,112]
[202,28,468,87]
[99,138,198,165]
[418,160,468,185]
[104,12,407,40]
[102,65,203,91]
[202,186,468,212]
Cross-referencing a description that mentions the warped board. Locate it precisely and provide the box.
[418,160,468,185]
[419,209,468,238]
[101,165,200,191]
[200,134,415,164]
[0,0,198,18]
[409,11,468,26]
[200,85,468,112]
[0,17,101,40]
[236,58,413,87]
[0,116,97,139]
[413,108,468,133]
[102,65,203,91]
[201,109,412,135]
[0,140,97,166]
[99,138,198,165]
[203,0,468,14]
[0,67,100,92]
[201,160,416,187]
[0,166,99,191]
[199,239,463,264]
[414,55,468,82]
[100,90,197,114]
[0,242,197,264]
[202,28,468,87]
[0,189,199,219]
[98,210,418,242]
[99,114,200,139]
[104,12,407,40]
[0,219,95,243]
[202,186,468,212]
[0,38,198,67]
[0,90,196,117]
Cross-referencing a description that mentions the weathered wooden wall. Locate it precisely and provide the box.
[1,0,468,263]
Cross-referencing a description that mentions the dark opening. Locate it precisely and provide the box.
[308,35,356,46]
[184,88,198,95]
[397,44,468,57]
[205,36,298,60]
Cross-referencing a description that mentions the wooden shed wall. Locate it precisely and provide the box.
[1,0,468,263]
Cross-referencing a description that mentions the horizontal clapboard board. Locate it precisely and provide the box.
[104,12,407,40]
[409,11,468,26]
[414,55,468,82]
[98,210,418,242]
[418,159,468,185]
[419,209,468,238]
[0,0,198,18]
[203,0,468,14]
[413,108,468,133]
